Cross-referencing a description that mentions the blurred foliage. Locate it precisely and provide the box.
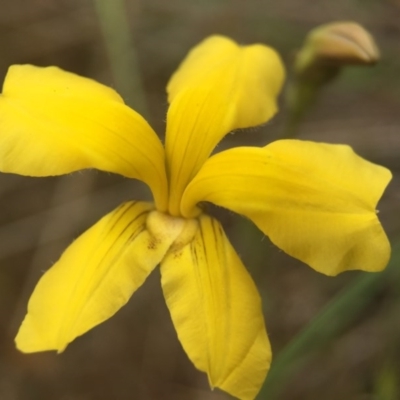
[375,360,399,400]
[0,0,400,399]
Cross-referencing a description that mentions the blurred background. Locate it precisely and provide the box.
[1,0,400,399]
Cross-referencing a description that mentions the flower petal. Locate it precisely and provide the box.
[160,214,270,400]
[182,140,391,276]
[165,35,285,215]
[0,65,168,210]
[16,201,186,353]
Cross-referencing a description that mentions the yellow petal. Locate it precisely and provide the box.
[165,35,285,215]
[182,140,391,276]
[0,65,168,210]
[161,214,270,400]
[16,201,187,353]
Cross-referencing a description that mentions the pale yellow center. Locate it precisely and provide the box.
[146,210,199,253]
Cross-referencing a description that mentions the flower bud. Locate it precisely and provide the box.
[283,22,380,138]
[295,21,380,82]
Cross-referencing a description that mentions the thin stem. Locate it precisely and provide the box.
[281,80,319,139]
[257,241,400,399]
[93,0,148,116]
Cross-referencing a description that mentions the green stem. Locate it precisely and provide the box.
[282,66,339,139]
[93,0,148,116]
[282,80,319,139]
[257,241,400,399]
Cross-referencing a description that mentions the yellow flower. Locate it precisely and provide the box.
[0,35,391,400]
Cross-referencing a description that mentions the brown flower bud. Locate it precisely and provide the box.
[295,21,380,81]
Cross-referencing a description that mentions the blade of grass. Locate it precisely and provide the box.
[93,0,148,116]
[257,240,400,399]
[374,360,399,400]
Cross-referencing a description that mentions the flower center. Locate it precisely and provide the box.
[146,210,199,252]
